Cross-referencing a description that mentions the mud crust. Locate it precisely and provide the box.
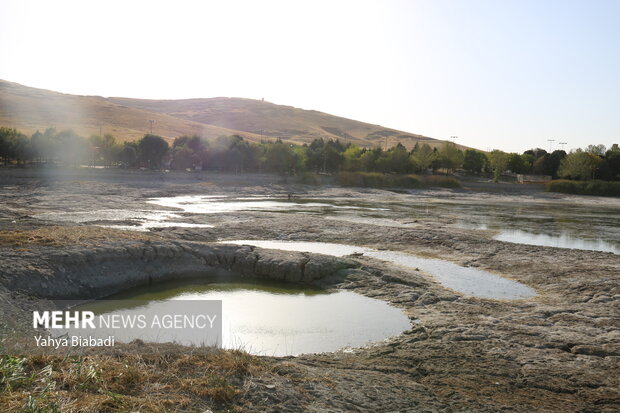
[0,168,618,412]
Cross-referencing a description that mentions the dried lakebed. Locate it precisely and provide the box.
[147,194,620,254]
[1,170,619,412]
[32,192,620,254]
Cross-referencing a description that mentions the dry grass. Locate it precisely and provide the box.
[0,351,266,412]
[0,80,261,143]
[0,80,460,150]
[0,226,159,247]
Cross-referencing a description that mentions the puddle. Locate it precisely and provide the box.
[34,209,214,231]
[148,195,619,254]
[493,229,619,254]
[104,222,214,232]
[432,201,620,254]
[36,195,619,254]
[223,240,537,300]
[147,195,389,214]
[68,279,411,356]
[34,209,180,223]
[325,215,419,228]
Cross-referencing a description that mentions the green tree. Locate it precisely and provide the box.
[507,153,528,174]
[171,145,197,170]
[558,150,602,180]
[101,134,120,167]
[488,150,509,182]
[119,143,138,167]
[55,130,87,166]
[603,145,620,180]
[410,143,436,172]
[462,149,487,174]
[546,150,567,177]
[390,143,411,173]
[343,145,363,171]
[138,134,169,168]
[264,140,296,175]
[437,142,463,173]
[292,145,309,174]
[359,149,379,172]
[324,141,344,173]
[584,144,606,156]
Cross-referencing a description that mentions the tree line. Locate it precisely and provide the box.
[0,126,618,181]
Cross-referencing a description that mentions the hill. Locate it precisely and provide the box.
[108,96,441,148]
[0,80,261,143]
[1,80,447,149]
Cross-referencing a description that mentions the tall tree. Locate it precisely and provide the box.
[488,150,509,182]
[558,150,602,180]
[462,149,487,174]
[138,134,169,168]
[410,143,436,173]
[437,142,463,173]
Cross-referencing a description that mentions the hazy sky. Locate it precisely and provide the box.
[1,0,618,153]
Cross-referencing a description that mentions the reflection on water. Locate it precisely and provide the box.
[147,195,389,214]
[103,222,214,232]
[73,279,411,356]
[35,194,620,253]
[224,240,537,300]
[35,209,180,223]
[34,209,214,231]
[435,201,619,254]
[149,195,619,254]
[493,229,619,254]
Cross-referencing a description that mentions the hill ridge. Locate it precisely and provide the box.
[1,79,448,149]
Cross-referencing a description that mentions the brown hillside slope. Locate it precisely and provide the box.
[1,80,451,149]
[109,96,442,149]
[0,80,261,143]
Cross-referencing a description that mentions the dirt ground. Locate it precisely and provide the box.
[0,168,619,412]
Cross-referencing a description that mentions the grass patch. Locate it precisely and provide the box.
[0,226,158,247]
[0,350,266,412]
[336,172,460,189]
[422,175,461,188]
[545,180,620,197]
[298,172,319,185]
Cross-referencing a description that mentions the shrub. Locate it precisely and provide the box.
[422,175,461,188]
[392,174,423,188]
[335,172,460,189]
[298,172,319,185]
[545,179,620,197]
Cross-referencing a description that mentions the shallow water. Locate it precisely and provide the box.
[70,280,411,356]
[493,229,619,254]
[224,240,538,300]
[423,201,620,254]
[35,209,180,223]
[147,195,388,214]
[147,195,619,254]
[34,209,214,231]
[35,194,620,253]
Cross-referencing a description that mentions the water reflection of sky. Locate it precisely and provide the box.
[70,280,411,357]
[35,194,620,254]
[223,240,538,300]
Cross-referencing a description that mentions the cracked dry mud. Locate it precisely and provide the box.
[0,169,619,412]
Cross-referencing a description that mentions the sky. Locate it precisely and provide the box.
[1,0,618,153]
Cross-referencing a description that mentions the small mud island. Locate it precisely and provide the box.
[0,168,618,412]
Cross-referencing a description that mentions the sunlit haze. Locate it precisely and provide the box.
[1,0,618,153]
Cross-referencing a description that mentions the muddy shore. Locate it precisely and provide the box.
[1,168,619,412]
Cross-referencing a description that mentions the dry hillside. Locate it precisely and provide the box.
[1,80,448,148]
[109,96,441,148]
[0,80,260,143]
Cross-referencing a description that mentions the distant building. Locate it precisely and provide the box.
[517,174,552,184]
